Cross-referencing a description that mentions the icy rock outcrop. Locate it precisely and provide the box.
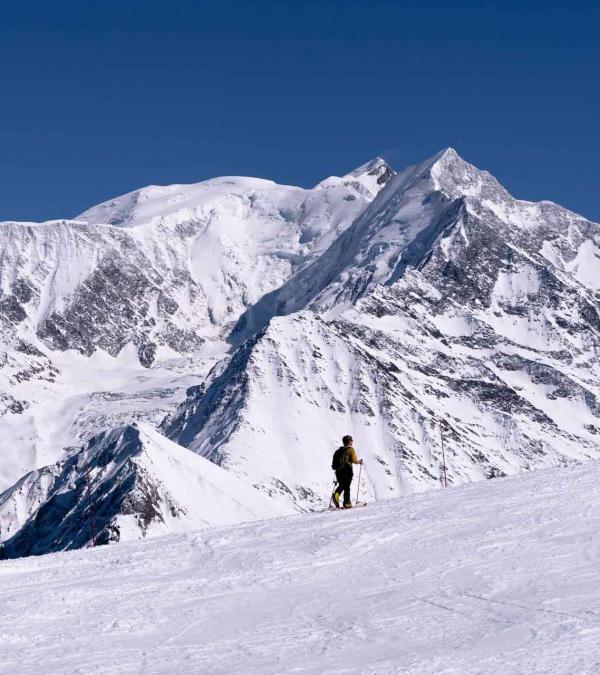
[0,423,291,559]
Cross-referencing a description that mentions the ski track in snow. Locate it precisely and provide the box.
[2,460,600,674]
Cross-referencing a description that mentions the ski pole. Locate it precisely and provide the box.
[440,422,448,488]
[328,474,337,509]
[355,462,362,507]
[85,466,96,547]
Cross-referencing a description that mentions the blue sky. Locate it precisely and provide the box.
[1,0,598,221]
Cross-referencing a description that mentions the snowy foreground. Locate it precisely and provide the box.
[2,461,600,674]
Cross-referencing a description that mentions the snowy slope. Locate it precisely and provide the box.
[1,460,600,673]
[0,338,230,492]
[0,422,292,559]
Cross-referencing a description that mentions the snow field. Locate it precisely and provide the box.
[2,459,600,674]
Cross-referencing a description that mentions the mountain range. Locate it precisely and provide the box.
[1,148,599,557]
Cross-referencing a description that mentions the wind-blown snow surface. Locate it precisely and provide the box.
[2,461,600,674]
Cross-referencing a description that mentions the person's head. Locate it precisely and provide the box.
[342,435,353,447]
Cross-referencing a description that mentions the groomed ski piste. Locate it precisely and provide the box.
[2,460,600,674]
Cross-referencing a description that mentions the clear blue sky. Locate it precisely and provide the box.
[1,0,598,222]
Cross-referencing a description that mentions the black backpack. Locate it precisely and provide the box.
[331,447,347,471]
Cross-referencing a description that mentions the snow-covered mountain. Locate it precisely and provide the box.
[0,422,292,559]
[233,148,600,334]
[1,161,392,363]
[0,159,392,490]
[2,147,600,555]
[165,149,600,508]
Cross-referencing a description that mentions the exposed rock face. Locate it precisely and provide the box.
[0,340,58,417]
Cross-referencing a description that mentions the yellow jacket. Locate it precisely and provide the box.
[344,446,360,465]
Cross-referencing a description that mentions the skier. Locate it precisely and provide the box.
[331,435,363,508]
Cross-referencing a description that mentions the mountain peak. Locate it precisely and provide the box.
[433,146,460,162]
[314,157,395,196]
[419,147,509,202]
[346,157,395,187]
[426,146,469,175]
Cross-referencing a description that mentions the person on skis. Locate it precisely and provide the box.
[331,435,363,508]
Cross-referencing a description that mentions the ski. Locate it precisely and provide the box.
[325,502,367,512]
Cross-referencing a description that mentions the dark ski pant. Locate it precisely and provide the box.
[335,467,353,506]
